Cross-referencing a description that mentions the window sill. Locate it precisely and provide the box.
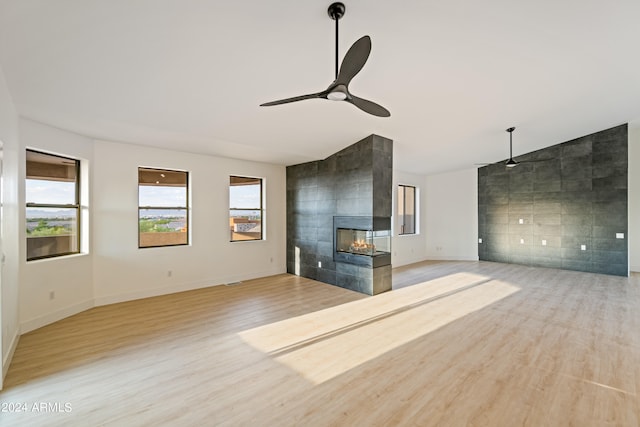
[396,233,420,238]
[26,252,90,264]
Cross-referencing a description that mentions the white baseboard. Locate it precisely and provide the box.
[95,268,286,307]
[2,329,20,383]
[94,280,223,307]
[20,299,94,334]
[18,269,287,334]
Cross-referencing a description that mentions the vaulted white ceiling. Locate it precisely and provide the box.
[1,0,639,174]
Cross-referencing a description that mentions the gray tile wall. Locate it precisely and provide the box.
[478,124,628,276]
[287,134,393,294]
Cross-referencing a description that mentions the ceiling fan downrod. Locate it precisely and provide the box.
[506,127,517,168]
[328,2,346,80]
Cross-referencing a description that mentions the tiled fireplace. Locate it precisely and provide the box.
[286,134,393,295]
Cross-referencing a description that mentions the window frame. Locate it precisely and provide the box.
[26,149,81,261]
[398,184,417,236]
[138,167,189,249]
[229,175,264,242]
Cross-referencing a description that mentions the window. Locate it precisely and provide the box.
[26,150,80,260]
[138,167,188,248]
[229,176,263,241]
[398,184,416,235]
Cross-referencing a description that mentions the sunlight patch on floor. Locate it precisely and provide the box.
[239,272,520,384]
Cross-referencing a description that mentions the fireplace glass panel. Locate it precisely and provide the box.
[336,228,390,257]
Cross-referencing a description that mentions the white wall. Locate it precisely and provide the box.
[92,140,286,305]
[392,168,478,266]
[392,171,428,267]
[0,65,20,385]
[629,121,640,272]
[19,119,95,332]
[16,123,287,332]
[425,168,478,261]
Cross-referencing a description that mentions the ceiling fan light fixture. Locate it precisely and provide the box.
[327,91,347,101]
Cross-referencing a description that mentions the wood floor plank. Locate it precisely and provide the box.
[1,262,639,426]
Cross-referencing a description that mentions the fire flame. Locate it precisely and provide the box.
[350,239,375,254]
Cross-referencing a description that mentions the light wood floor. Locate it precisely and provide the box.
[2,261,639,426]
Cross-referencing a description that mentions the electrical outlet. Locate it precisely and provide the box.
[167,270,172,277]
[581,245,586,251]
[49,291,55,300]
[520,239,524,244]
[478,238,483,244]
[616,233,624,239]
[542,240,547,246]
[318,261,322,268]
[519,218,524,224]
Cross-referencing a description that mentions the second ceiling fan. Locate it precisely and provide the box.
[504,126,519,168]
[260,2,390,117]
[477,127,553,169]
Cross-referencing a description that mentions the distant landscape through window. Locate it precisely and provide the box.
[138,167,188,248]
[26,149,80,260]
[230,176,263,241]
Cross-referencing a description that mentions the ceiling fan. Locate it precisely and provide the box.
[504,126,519,168]
[476,127,552,169]
[260,2,390,117]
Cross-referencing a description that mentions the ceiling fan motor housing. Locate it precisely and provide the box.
[328,2,346,20]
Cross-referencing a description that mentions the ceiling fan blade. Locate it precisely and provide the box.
[518,158,555,164]
[336,35,371,86]
[260,92,324,107]
[347,94,390,117]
